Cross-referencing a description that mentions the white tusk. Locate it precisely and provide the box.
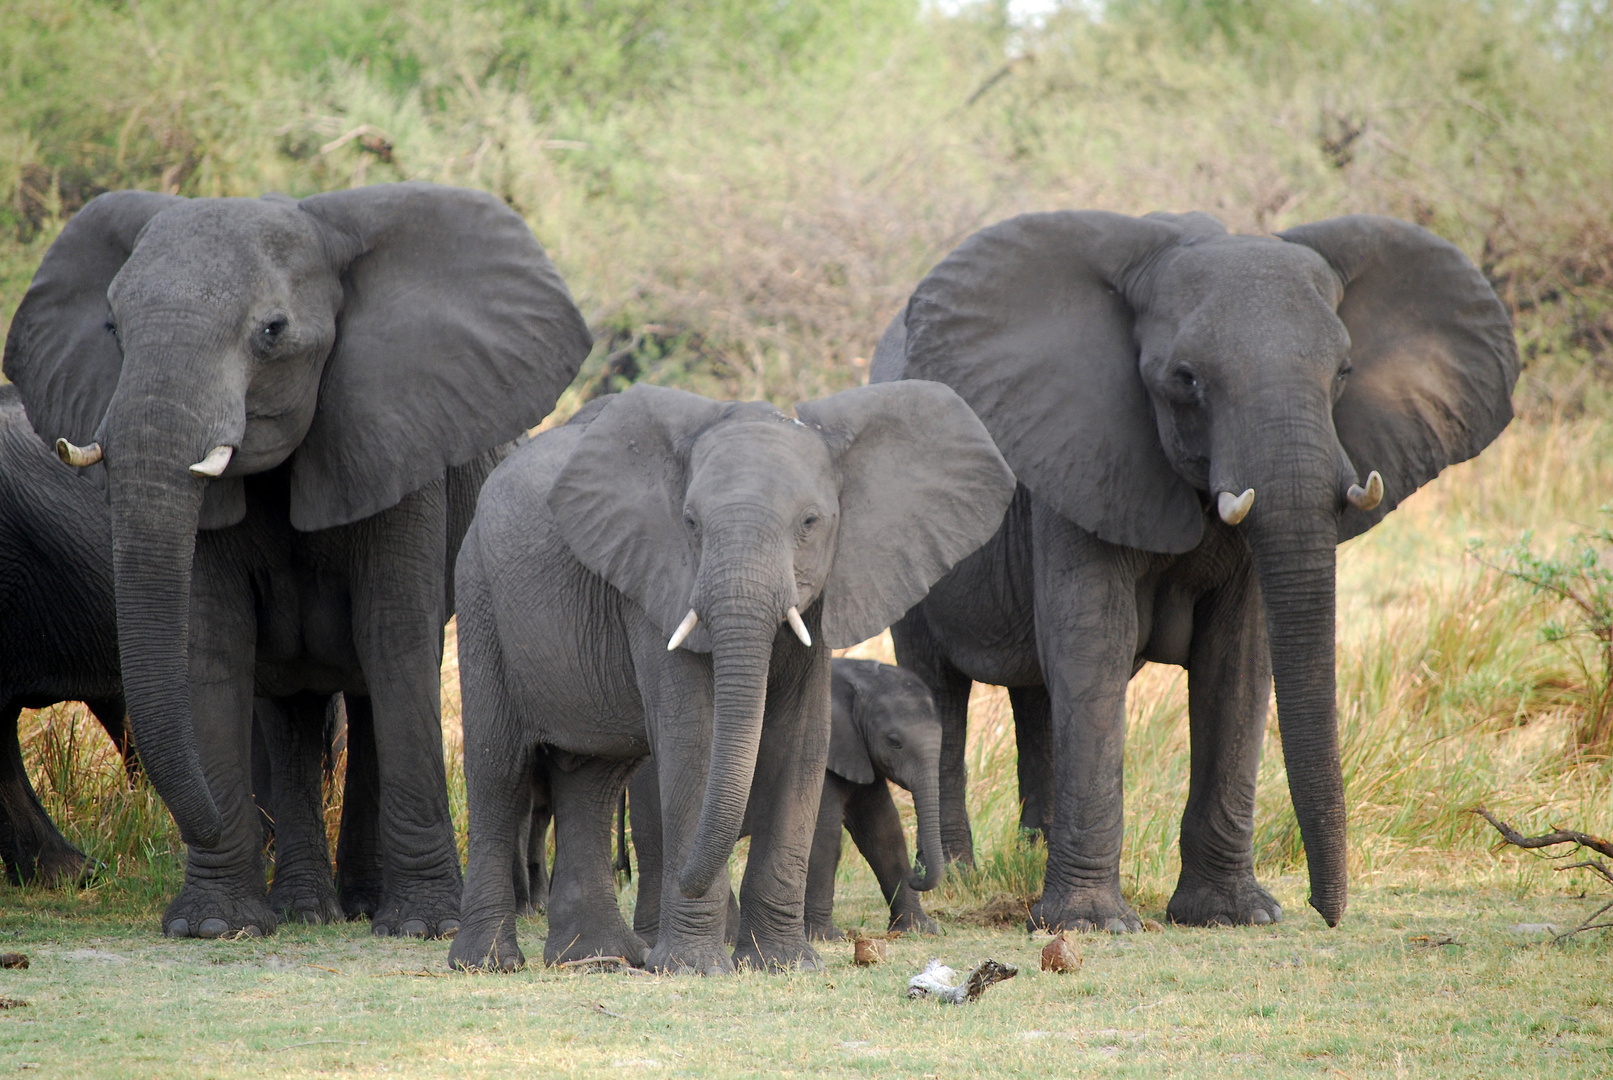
[1217,488,1255,526]
[666,609,699,651]
[1346,470,1384,512]
[786,606,812,648]
[56,439,103,467]
[188,445,233,478]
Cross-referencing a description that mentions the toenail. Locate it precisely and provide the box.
[399,919,429,938]
[1251,908,1272,925]
[165,919,190,938]
[437,920,460,939]
[371,923,391,937]
[196,918,229,938]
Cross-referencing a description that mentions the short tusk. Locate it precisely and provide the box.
[1217,488,1255,526]
[55,439,103,467]
[666,609,699,651]
[188,445,233,478]
[1347,470,1384,512]
[786,606,812,648]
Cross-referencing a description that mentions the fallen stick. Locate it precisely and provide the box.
[1473,806,1613,943]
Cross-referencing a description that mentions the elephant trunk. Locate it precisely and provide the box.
[1240,433,1348,926]
[102,389,230,848]
[676,597,778,900]
[905,767,945,892]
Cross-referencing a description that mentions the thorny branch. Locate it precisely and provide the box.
[1472,806,1613,942]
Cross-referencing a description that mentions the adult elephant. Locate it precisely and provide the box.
[872,211,1518,931]
[2,182,592,938]
[448,382,1014,973]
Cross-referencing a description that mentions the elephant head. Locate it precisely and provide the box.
[3,183,591,846]
[883,210,1518,925]
[546,381,1015,900]
[830,659,945,891]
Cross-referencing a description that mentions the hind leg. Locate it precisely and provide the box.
[335,694,383,920]
[0,700,95,886]
[261,694,343,925]
[544,754,647,966]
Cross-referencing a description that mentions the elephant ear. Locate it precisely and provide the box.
[2,191,182,476]
[1279,215,1520,542]
[827,664,874,785]
[902,211,1205,554]
[291,182,593,531]
[546,383,729,653]
[795,380,1016,649]
[867,311,908,383]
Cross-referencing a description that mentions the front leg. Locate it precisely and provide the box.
[163,533,275,938]
[1168,555,1282,927]
[632,631,734,975]
[732,623,830,972]
[1029,509,1143,934]
[345,481,461,939]
[844,779,939,936]
[0,701,95,886]
[803,773,851,941]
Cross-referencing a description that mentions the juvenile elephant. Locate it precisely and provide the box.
[449,381,1014,973]
[807,658,942,940]
[3,182,592,938]
[873,211,1518,931]
[627,658,944,945]
[0,383,132,885]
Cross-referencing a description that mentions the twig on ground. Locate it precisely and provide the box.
[272,1039,367,1053]
[303,964,346,976]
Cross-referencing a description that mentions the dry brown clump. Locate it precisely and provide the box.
[0,954,27,970]
[1040,932,1082,973]
[853,935,888,966]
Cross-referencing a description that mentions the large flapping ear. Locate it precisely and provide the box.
[2,191,182,477]
[827,662,874,785]
[1279,215,1520,542]
[795,380,1016,649]
[291,182,593,531]
[546,383,729,653]
[902,211,1205,554]
[867,310,908,383]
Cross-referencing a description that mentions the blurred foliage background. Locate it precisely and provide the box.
[3,0,1611,412]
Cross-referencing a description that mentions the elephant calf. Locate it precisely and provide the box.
[807,658,943,940]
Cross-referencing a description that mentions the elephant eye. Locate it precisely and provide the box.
[886,735,902,749]
[104,321,120,344]
[1335,364,1352,382]
[260,315,289,343]
[1175,368,1199,390]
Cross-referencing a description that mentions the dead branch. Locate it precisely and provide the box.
[1471,806,1613,859]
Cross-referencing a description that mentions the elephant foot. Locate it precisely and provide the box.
[940,830,975,868]
[449,916,526,972]
[544,920,647,968]
[1029,886,1140,934]
[806,920,845,942]
[889,909,940,936]
[371,882,462,939]
[645,935,735,976]
[1167,873,1282,927]
[20,844,102,888]
[163,884,278,939]
[267,875,344,926]
[732,934,823,973]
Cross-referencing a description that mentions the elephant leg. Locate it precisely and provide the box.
[334,693,383,920]
[249,706,275,850]
[628,763,663,946]
[346,483,462,939]
[1028,511,1143,934]
[163,539,276,939]
[0,699,96,886]
[804,774,850,941]
[732,649,831,973]
[891,607,975,866]
[845,779,939,936]
[86,697,138,783]
[1009,685,1054,840]
[1168,573,1282,927]
[261,694,343,925]
[635,643,735,975]
[514,763,550,918]
[543,753,647,966]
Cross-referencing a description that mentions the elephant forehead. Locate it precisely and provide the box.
[687,418,836,498]
[110,198,324,309]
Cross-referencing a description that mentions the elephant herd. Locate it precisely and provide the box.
[0,182,1518,975]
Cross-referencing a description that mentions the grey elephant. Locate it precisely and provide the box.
[626,657,944,945]
[2,181,592,938]
[0,383,133,885]
[872,211,1518,931]
[448,381,1014,973]
[807,658,942,940]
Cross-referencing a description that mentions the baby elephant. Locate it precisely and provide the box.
[808,659,943,940]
